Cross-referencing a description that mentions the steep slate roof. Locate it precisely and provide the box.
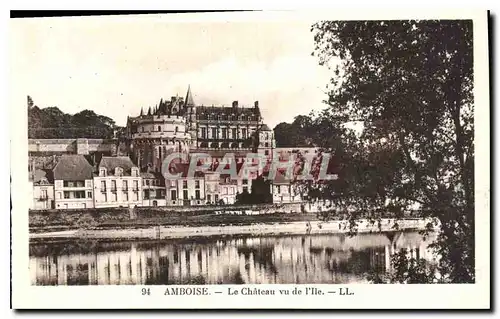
[98,156,136,174]
[265,168,294,185]
[196,105,260,118]
[33,169,54,184]
[214,162,245,175]
[140,171,164,179]
[167,162,205,178]
[53,155,93,181]
[260,124,272,131]
[184,85,195,106]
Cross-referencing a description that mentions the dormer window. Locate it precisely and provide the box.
[115,167,123,176]
[99,168,107,177]
[131,167,139,177]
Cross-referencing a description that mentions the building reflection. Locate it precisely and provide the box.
[30,232,438,285]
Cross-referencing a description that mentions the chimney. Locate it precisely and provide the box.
[232,101,238,108]
[254,101,259,108]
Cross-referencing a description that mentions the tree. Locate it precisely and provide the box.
[235,189,251,204]
[27,95,34,109]
[311,20,474,282]
[273,115,316,147]
[27,96,123,139]
[235,176,272,205]
[250,176,273,204]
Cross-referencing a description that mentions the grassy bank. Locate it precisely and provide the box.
[29,207,321,233]
[100,212,319,227]
[29,206,427,235]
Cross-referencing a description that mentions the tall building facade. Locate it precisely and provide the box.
[195,100,262,151]
[126,94,192,173]
[126,87,276,172]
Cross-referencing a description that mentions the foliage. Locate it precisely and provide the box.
[273,115,317,147]
[311,20,474,283]
[75,214,99,229]
[235,188,252,204]
[29,213,48,226]
[27,96,123,139]
[388,249,441,284]
[235,176,273,205]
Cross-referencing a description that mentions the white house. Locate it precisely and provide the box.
[53,155,94,209]
[204,171,220,205]
[270,169,303,204]
[141,171,166,207]
[166,162,206,206]
[219,175,238,205]
[93,156,142,208]
[31,169,55,210]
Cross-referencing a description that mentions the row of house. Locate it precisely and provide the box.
[29,154,305,210]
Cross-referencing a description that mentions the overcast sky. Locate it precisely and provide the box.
[11,13,335,129]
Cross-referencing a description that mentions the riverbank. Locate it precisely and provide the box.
[30,218,435,241]
[30,211,319,233]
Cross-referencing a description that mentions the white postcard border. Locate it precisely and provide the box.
[10,9,490,309]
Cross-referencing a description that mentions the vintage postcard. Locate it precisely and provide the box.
[10,10,490,310]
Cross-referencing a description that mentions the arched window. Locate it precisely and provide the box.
[175,126,179,133]
[158,126,162,132]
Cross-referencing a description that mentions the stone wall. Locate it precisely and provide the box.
[29,138,117,155]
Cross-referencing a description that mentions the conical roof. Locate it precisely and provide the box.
[185,85,195,106]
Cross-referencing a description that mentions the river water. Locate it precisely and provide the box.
[29,231,437,285]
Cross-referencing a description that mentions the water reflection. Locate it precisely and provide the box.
[29,231,437,285]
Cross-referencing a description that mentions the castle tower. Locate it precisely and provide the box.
[185,85,197,147]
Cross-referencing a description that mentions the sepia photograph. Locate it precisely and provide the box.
[10,10,490,309]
